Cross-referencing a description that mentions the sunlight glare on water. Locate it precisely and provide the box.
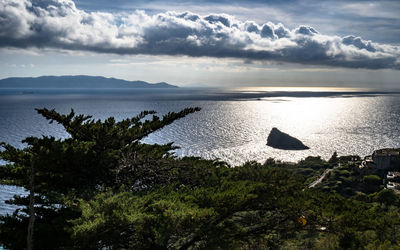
[230,86,369,93]
[143,95,399,165]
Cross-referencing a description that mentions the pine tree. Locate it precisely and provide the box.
[329,151,339,165]
[0,107,200,249]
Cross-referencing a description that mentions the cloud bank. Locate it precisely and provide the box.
[1,0,399,69]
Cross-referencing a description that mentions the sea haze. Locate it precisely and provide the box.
[1,87,400,215]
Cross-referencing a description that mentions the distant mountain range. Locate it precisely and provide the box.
[0,75,178,89]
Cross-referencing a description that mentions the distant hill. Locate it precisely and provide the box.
[0,75,178,89]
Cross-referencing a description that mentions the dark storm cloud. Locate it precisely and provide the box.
[1,0,399,69]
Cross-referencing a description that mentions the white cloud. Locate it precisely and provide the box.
[0,0,399,69]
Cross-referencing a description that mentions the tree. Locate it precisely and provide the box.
[70,167,308,249]
[27,157,35,250]
[0,107,200,249]
[328,151,339,165]
[373,189,400,207]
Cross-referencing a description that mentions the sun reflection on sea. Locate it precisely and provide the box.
[156,94,391,165]
[229,86,372,93]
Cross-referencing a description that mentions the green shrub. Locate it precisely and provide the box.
[363,175,382,185]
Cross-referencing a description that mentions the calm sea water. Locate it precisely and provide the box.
[1,87,400,215]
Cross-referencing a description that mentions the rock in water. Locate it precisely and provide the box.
[267,128,309,150]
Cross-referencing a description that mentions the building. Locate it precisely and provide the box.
[360,148,400,170]
[387,171,400,180]
[372,148,400,170]
[387,181,400,190]
[360,155,375,169]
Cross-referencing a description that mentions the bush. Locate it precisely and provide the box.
[363,175,382,185]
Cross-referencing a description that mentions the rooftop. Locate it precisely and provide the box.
[373,148,400,156]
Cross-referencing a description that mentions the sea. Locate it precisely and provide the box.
[1,87,400,215]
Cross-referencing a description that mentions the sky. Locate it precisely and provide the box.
[1,0,400,88]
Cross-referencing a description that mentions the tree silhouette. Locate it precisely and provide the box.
[0,107,200,249]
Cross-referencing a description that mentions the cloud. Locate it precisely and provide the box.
[342,35,376,52]
[1,0,399,70]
